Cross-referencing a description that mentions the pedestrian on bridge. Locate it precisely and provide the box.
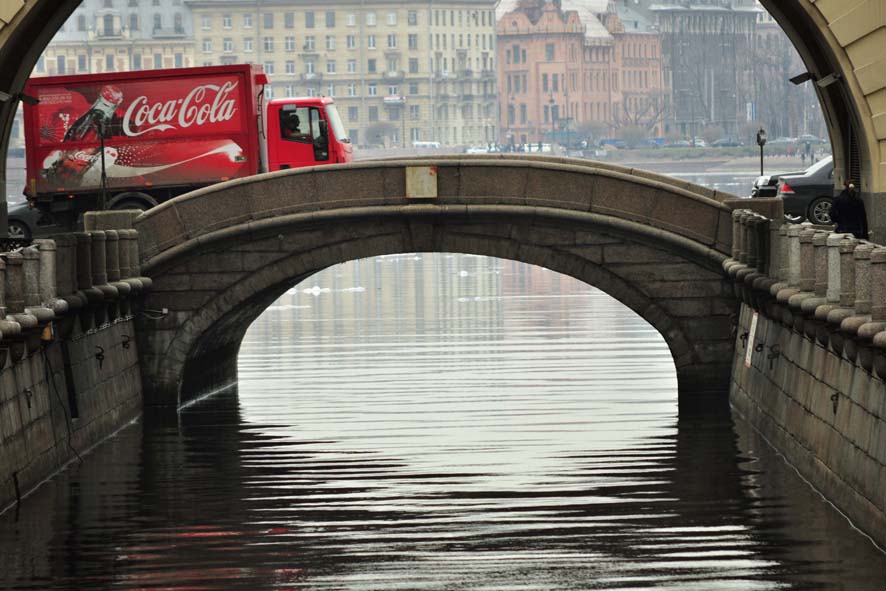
[831,181,868,239]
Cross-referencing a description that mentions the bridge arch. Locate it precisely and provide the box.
[133,157,737,407]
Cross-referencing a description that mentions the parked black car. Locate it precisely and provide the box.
[6,200,62,240]
[775,156,835,224]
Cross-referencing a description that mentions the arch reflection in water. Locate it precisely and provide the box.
[2,254,885,590]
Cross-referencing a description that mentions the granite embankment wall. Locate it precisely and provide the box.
[726,209,886,549]
[0,222,150,513]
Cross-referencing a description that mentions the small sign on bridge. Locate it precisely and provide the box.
[405,166,438,199]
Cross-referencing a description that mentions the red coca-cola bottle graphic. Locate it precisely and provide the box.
[63,85,123,142]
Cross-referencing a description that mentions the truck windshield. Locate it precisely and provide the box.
[325,104,349,143]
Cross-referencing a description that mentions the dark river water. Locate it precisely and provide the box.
[2,253,885,590]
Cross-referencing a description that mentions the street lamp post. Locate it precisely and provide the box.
[548,96,555,147]
[756,127,767,176]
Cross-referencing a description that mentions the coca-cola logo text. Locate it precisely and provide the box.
[122,81,239,137]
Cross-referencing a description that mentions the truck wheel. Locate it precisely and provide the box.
[108,193,157,212]
[807,197,834,225]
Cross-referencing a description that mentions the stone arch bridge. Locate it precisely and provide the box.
[133,156,737,406]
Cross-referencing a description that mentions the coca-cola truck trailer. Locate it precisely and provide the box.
[22,64,352,227]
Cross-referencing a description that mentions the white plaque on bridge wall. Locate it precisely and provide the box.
[745,312,759,369]
[406,166,438,199]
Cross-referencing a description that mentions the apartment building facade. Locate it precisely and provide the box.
[33,0,196,77]
[497,0,665,146]
[185,0,498,147]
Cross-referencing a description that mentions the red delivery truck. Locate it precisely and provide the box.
[22,64,352,228]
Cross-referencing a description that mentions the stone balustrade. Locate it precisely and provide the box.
[0,229,150,352]
[726,209,886,378]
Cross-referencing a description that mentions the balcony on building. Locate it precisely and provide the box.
[383,70,405,82]
[300,72,323,82]
[459,93,475,102]
[481,69,496,79]
[300,46,320,57]
[458,69,473,80]
[434,70,456,81]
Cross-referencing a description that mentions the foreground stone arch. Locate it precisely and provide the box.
[3,1,886,235]
[133,157,737,407]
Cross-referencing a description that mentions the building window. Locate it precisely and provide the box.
[367,35,376,49]
[327,84,335,97]
[285,60,295,74]
[263,13,274,29]
[408,34,418,50]
[307,87,316,97]
[285,85,294,97]
[326,11,335,28]
[56,55,66,75]
[327,60,336,74]
[154,53,162,68]
[348,106,358,120]
[243,14,252,28]
[387,34,397,48]
[366,12,376,26]
[201,15,211,30]
[387,12,397,26]
[410,105,420,119]
[77,14,86,31]
[409,58,418,73]
[369,106,378,121]
[409,82,418,94]
[304,36,315,50]
[347,59,356,73]
[347,84,357,97]
[326,36,335,50]
[545,44,554,61]
[130,54,139,70]
[223,38,233,52]
[153,13,161,31]
[244,38,253,52]
[388,85,398,96]
[202,39,212,53]
[347,35,356,49]
[222,14,231,28]
[285,36,295,52]
[128,0,137,5]
[264,37,274,52]
[347,13,356,26]
[368,83,378,96]
[305,12,314,28]
[129,14,138,31]
[408,11,418,26]
[285,12,295,29]
[266,86,274,99]
[306,61,315,74]
[175,53,183,68]
[367,59,376,73]
[264,61,274,75]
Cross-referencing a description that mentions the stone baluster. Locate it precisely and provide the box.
[769,224,791,298]
[129,229,152,290]
[856,248,886,372]
[22,245,53,323]
[3,252,37,332]
[815,233,849,322]
[0,257,18,340]
[731,209,742,260]
[118,229,145,293]
[739,211,751,264]
[775,224,804,314]
[858,246,886,340]
[798,228,816,293]
[840,243,874,340]
[53,234,77,302]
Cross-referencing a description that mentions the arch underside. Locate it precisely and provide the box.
[139,210,736,408]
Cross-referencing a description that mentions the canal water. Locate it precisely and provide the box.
[2,253,886,590]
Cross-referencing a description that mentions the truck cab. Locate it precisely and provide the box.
[266,97,352,171]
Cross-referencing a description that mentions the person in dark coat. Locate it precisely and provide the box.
[830,182,868,239]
